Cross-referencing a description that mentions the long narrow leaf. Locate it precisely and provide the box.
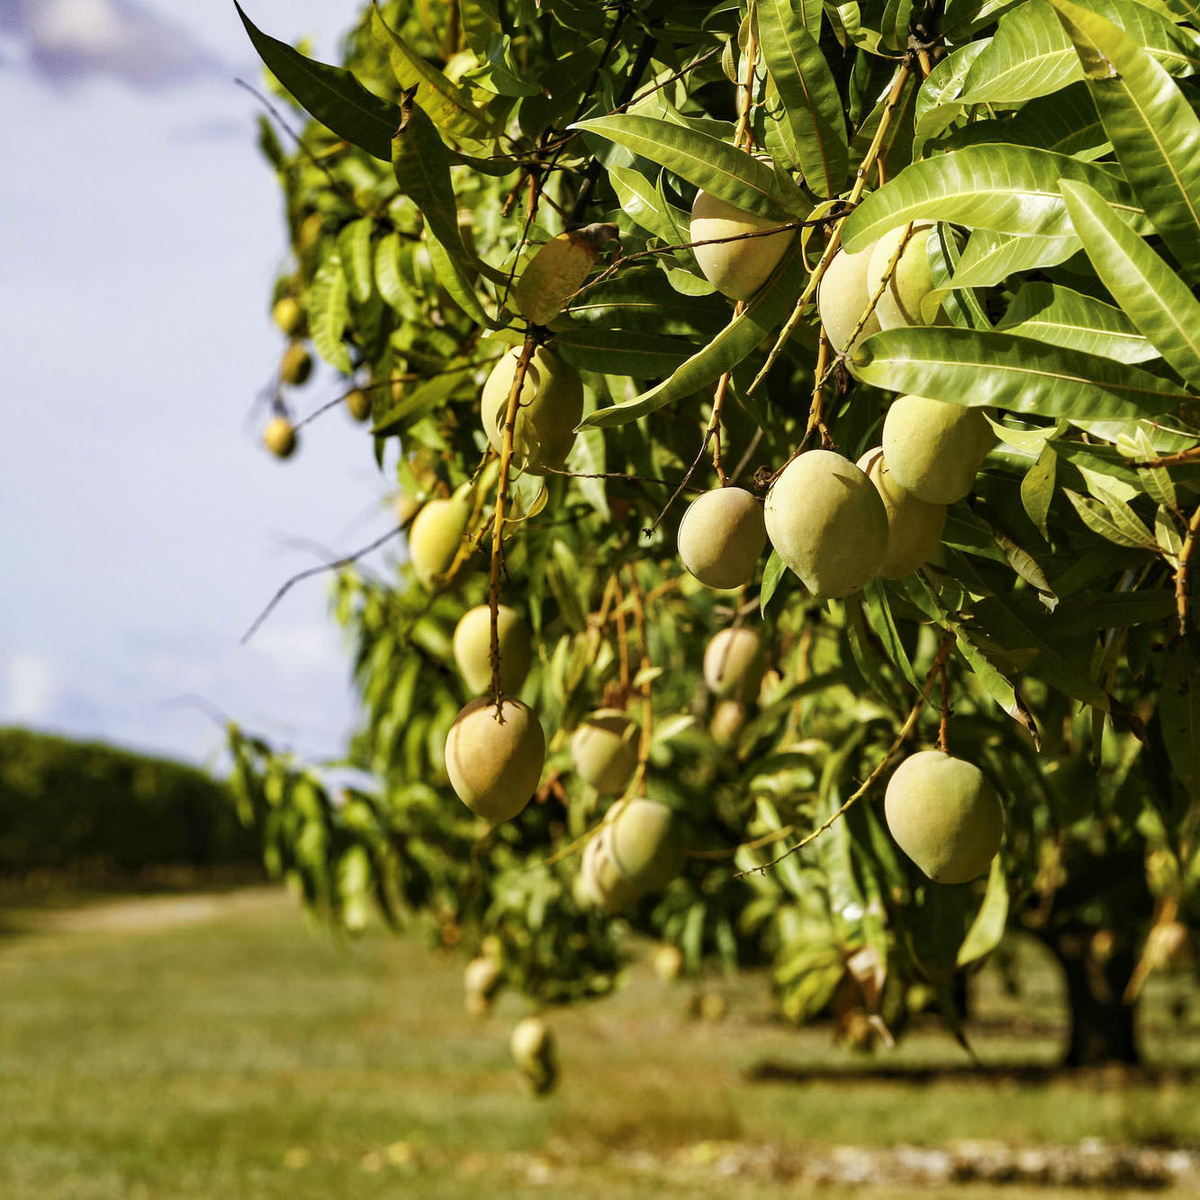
[1050,0,1200,282]
[996,281,1158,364]
[960,0,1200,106]
[235,2,402,162]
[369,4,497,146]
[949,228,1080,289]
[1060,179,1200,388]
[841,145,1145,250]
[573,114,796,218]
[756,0,849,198]
[851,325,1189,422]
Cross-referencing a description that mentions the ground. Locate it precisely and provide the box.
[0,886,1197,1198]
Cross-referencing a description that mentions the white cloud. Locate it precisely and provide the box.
[9,0,222,88]
[4,652,58,722]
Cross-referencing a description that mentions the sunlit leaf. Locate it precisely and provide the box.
[851,325,1190,424]
[841,144,1146,251]
[1050,0,1200,281]
[236,1,402,161]
[574,114,798,218]
[755,0,849,198]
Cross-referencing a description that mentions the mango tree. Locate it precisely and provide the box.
[229,0,1200,1070]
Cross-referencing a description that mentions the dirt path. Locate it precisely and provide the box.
[0,885,290,936]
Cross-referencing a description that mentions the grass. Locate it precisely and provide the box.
[0,887,1196,1198]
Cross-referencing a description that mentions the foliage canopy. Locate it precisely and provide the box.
[231,0,1200,1057]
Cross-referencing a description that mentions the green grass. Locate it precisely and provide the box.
[0,888,1196,1198]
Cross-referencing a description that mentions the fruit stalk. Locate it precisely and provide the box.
[625,564,654,794]
[489,336,537,709]
[1176,500,1200,634]
[748,58,915,395]
[740,628,955,875]
[817,221,916,388]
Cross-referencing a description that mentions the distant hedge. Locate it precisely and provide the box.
[0,728,261,877]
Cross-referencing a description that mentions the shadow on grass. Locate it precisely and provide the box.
[746,1059,1200,1087]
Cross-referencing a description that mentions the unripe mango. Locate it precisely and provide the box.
[272,296,305,337]
[480,346,584,475]
[703,627,764,701]
[884,750,1004,884]
[865,221,937,329]
[445,697,545,822]
[571,708,639,795]
[580,827,641,912]
[510,1016,556,1093]
[764,450,888,598]
[345,388,372,422]
[882,395,994,505]
[689,190,792,300]
[280,341,313,386]
[464,955,502,1014]
[677,486,767,590]
[817,241,882,355]
[709,699,746,747]
[607,797,687,891]
[652,942,684,982]
[262,415,297,459]
[452,604,533,696]
[856,447,947,579]
[408,493,472,589]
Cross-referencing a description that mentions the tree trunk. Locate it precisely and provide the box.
[1045,929,1140,1067]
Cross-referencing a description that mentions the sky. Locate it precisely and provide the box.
[0,0,403,769]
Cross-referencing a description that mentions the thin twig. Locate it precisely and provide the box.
[818,220,915,387]
[1176,501,1200,634]
[241,528,402,644]
[489,337,537,707]
[747,59,915,395]
[738,629,955,876]
[625,565,654,795]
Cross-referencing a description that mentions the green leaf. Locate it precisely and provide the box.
[337,218,374,305]
[959,0,1200,106]
[609,165,682,245]
[1050,0,1200,281]
[841,145,1145,251]
[552,328,697,377]
[574,114,796,219]
[1051,589,1176,634]
[965,587,1113,710]
[391,92,471,269]
[863,580,920,690]
[755,0,849,199]
[851,325,1190,424]
[371,365,472,437]
[425,234,497,328]
[578,235,807,429]
[369,4,497,146]
[912,41,990,157]
[1157,640,1200,800]
[1064,488,1157,548]
[235,2,402,162]
[1020,443,1057,539]
[946,81,1109,161]
[374,231,414,316]
[307,250,352,374]
[997,281,1158,364]
[949,230,1080,290]
[760,549,788,614]
[957,855,1010,968]
[927,222,991,330]
[1060,180,1200,390]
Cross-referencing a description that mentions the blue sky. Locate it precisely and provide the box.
[0,0,402,768]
